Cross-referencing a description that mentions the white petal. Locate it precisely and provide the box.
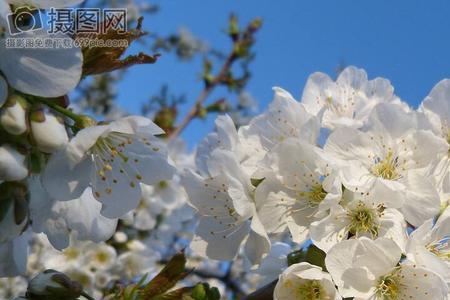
[110,116,165,136]
[61,188,117,242]
[0,144,28,181]
[340,267,376,299]
[301,71,336,115]
[421,79,450,134]
[240,87,320,151]
[0,235,28,277]
[402,173,441,227]
[325,239,361,288]
[42,150,91,200]
[0,31,82,97]
[366,103,420,139]
[336,66,368,89]
[31,112,68,153]
[310,205,349,252]
[0,102,27,135]
[66,125,109,166]
[255,178,293,234]
[244,211,270,266]
[399,264,449,300]
[190,217,249,261]
[354,237,401,278]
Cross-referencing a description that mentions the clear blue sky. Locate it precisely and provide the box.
[116,0,450,146]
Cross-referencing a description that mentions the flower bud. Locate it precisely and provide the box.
[27,270,83,300]
[0,95,27,135]
[0,144,28,181]
[30,111,69,153]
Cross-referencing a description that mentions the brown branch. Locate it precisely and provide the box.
[169,51,237,139]
[243,280,277,300]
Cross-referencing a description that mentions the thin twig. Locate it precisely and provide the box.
[169,51,237,139]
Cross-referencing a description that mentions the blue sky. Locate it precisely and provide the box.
[116,0,450,146]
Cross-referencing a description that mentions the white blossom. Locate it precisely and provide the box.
[42,116,175,218]
[324,103,446,226]
[301,66,400,129]
[325,237,448,299]
[182,115,270,265]
[274,262,340,300]
[406,207,450,284]
[310,189,408,252]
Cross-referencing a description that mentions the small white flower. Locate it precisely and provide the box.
[324,103,446,226]
[301,66,401,129]
[42,116,176,218]
[238,88,320,168]
[256,139,342,244]
[325,237,449,299]
[310,189,408,252]
[85,243,117,271]
[406,207,450,284]
[182,116,270,265]
[274,262,340,300]
[115,241,158,280]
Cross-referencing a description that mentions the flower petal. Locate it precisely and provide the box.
[0,31,82,97]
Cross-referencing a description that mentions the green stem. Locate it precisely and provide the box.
[31,96,82,123]
[81,291,96,300]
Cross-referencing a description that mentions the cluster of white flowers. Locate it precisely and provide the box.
[183,66,450,299]
[2,10,450,297]
[0,0,180,287]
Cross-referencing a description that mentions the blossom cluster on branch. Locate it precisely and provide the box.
[184,66,450,300]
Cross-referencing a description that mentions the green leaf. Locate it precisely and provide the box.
[287,249,306,266]
[305,245,327,270]
[191,284,206,300]
[250,177,265,188]
[206,287,221,300]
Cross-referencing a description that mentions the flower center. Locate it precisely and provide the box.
[376,269,402,300]
[371,151,400,180]
[324,93,356,118]
[297,280,328,300]
[426,236,450,261]
[347,202,380,237]
[95,251,109,264]
[64,248,80,260]
[299,184,327,207]
[158,180,168,189]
